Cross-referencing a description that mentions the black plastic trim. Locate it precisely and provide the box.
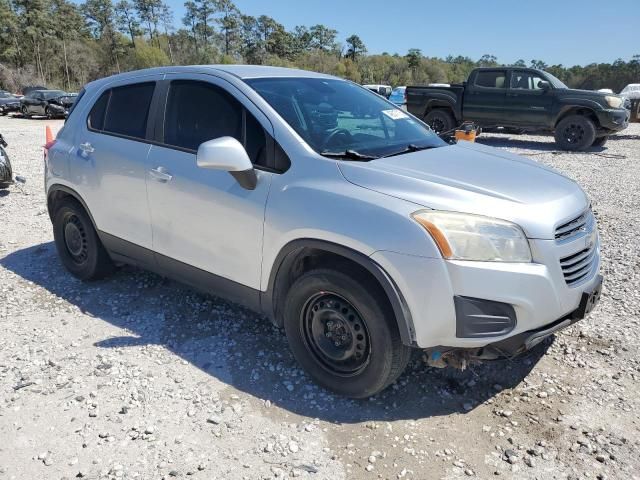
[263,239,416,345]
[454,296,516,338]
[99,231,261,312]
[46,185,98,228]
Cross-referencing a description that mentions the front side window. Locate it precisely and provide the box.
[475,71,507,89]
[510,72,546,90]
[164,81,242,151]
[163,81,268,166]
[246,77,445,158]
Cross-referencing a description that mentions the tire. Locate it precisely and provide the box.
[21,106,31,118]
[554,115,597,151]
[52,198,114,280]
[424,109,456,135]
[283,267,411,398]
[45,106,53,119]
[592,135,608,147]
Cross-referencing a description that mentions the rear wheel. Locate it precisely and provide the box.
[283,267,411,398]
[424,109,456,135]
[21,105,31,118]
[592,135,608,147]
[554,115,597,151]
[52,198,114,280]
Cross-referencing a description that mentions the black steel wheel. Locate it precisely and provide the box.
[283,267,411,398]
[301,292,371,376]
[424,109,456,135]
[554,115,596,151]
[52,198,114,280]
[62,214,89,264]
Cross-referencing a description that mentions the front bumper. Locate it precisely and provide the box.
[371,231,602,349]
[597,108,630,131]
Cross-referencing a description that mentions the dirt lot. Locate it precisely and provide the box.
[1,116,639,480]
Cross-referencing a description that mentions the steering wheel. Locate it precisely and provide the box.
[322,128,353,150]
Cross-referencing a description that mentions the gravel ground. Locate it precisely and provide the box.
[1,116,639,480]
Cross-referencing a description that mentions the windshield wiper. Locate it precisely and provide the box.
[320,149,378,161]
[380,144,438,158]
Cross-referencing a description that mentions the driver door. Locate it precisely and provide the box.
[145,74,273,291]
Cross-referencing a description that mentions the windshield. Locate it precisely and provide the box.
[544,72,568,89]
[246,77,445,157]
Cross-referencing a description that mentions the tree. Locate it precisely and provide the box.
[345,34,366,61]
[115,0,141,47]
[309,24,337,52]
[406,48,422,70]
[215,0,239,56]
[477,54,498,67]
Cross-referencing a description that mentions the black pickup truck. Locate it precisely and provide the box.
[406,67,630,150]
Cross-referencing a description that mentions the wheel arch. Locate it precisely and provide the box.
[262,239,416,346]
[47,184,97,228]
[555,106,600,128]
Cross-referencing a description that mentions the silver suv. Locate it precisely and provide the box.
[45,66,603,398]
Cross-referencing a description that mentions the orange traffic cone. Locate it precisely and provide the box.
[45,125,54,146]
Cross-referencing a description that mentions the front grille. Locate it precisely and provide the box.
[555,209,593,242]
[559,243,597,286]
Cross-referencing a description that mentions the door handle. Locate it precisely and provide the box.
[149,166,173,182]
[79,142,94,154]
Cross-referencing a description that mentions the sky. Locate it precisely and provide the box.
[162,0,637,67]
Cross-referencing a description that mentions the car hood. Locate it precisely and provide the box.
[337,141,589,239]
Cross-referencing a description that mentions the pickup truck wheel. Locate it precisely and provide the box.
[53,198,115,280]
[283,268,411,398]
[424,110,456,135]
[592,135,608,147]
[554,115,597,151]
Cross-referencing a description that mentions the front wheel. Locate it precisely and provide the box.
[554,115,597,151]
[45,106,54,119]
[283,268,411,398]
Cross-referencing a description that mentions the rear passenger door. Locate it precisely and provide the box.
[145,74,275,291]
[463,69,507,126]
[70,77,161,255]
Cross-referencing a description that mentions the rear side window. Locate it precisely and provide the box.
[474,71,506,89]
[104,83,155,139]
[164,81,242,151]
[88,82,155,140]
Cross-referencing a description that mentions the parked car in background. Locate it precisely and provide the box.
[407,67,630,150]
[0,91,21,116]
[20,90,77,118]
[46,65,602,398]
[597,88,613,94]
[620,84,640,100]
[363,84,392,98]
[389,86,407,107]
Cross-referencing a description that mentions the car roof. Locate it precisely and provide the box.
[86,65,339,91]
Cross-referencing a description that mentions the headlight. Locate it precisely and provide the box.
[412,211,532,262]
[605,95,623,109]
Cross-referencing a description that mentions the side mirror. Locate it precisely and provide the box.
[538,81,551,91]
[197,136,257,190]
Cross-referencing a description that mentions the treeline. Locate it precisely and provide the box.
[0,0,638,93]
